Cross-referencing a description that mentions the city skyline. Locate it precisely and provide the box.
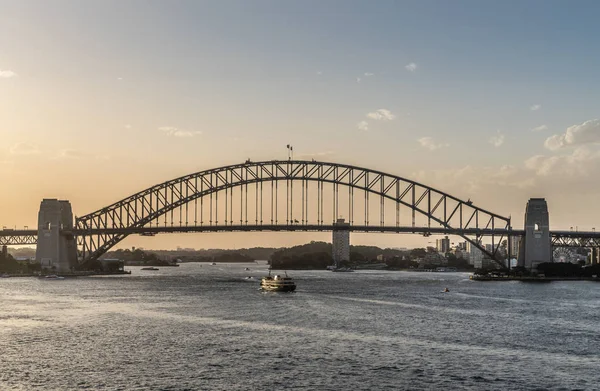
[2,0,600,249]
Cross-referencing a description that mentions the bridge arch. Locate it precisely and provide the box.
[75,160,511,265]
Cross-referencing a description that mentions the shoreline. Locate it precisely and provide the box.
[1,271,132,278]
[470,275,600,282]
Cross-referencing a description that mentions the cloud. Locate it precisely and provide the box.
[489,131,505,147]
[0,69,17,78]
[316,71,322,76]
[124,124,132,129]
[356,77,361,83]
[364,72,374,77]
[417,137,449,151]
[544,119,600,151]
[357,121,369,131]
[159,126,202,137]
[57,149,85,159]
[531,124,548,132]
[530,104,541,111]
[9,142,39,155]
[525,146,599,177]
[411,163,534,198]
[366,109,396,121]
[405,63,417,72]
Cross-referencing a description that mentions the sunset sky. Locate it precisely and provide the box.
[2,0,600,250]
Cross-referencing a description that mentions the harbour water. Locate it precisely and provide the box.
[1,264,599,390]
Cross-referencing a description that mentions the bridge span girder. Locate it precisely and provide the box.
[73,160,513,266]
[0,233,37,246]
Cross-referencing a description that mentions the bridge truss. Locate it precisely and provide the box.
[74,160,513,266]
[551,231,600,248]
[0,230,37,246]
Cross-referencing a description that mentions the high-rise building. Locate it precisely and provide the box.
[332,218,350,268]
[509,236,520,259]
[466,241,484,266]
[436,236,450,254]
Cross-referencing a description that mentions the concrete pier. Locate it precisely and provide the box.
[518,198,551,271]
[35,199,78,273]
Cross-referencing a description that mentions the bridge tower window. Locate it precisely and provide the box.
[534,223,540,231]
[45,222,51,230]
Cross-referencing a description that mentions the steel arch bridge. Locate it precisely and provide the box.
[74,160,512,266]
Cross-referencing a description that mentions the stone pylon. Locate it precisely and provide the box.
[35,199,78,273]
[518,198,551,271]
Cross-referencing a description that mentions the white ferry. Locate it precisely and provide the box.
[260,270,296,292]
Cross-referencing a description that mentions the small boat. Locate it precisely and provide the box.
[244,267,251,271]
[141,267,159,271]
[331,267,354,272]
[211,262,217,266]
[443,288,450,293]
[45,275,65,280]
[260,270,296,292]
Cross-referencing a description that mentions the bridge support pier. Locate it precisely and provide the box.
[35,199,77,273]
[332,218,350,268]
[518,198,551,271]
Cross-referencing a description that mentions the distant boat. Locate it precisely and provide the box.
[244,267,251,271]
[260,270,296,292]
[141,267,159,271]
[331,267,354,272]
[443,288,450,293]
[44,275,65,280]
[0,274,10,278]
[211,262,217,266]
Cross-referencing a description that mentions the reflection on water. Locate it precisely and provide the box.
[1,264,599,390]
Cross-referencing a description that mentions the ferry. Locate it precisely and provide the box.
[141,267,159,271]
[260,270,296,292]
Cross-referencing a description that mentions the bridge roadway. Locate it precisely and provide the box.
[2,226,600,248]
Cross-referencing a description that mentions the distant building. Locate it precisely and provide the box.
[332,218,350,268]
[509,236,520,259]
[453,249,467,260]
[474,258,499,270]
[466,241,484,266]
[436,236,450,254]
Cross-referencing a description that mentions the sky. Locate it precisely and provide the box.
[1,0,600,250]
